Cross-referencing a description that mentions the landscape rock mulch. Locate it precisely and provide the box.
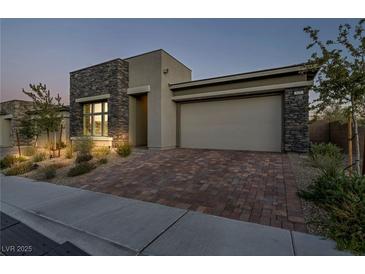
[287,153,327,235]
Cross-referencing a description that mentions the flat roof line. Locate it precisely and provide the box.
[0,99,32,104]
[125,49,192,71]
[70,49,192,74]
[70,58,124,74]
[169,63,313,90]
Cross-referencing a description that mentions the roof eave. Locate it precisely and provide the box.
[169,63,311,91]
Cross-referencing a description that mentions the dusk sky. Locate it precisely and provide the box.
[0,18,359,104]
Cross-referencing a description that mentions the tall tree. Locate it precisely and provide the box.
[304,19,365,174]
[22,83,64,155]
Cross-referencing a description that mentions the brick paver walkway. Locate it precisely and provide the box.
[67,149,307,232]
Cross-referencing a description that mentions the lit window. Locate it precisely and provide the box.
[103,115,108,136]
[82,101,108,136]
[83,115,92,136]
[94,103,102,113]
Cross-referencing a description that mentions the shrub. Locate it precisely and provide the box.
[43,142,54,151]
[32,152,47,162]
[67,162,95,177]
[310,143,343,176]
[92,147,110,159]
[74,138,94,163]
[75,153,93,163]
[310,143,343,162]
[316,154,343,177]
[65,144,73,159]
[1,155,18,169]
[3,161,37,176]
[298,173,365,254]
[98,158,108,165]
[116,143,131,157]
[17,156,28,162]
[74,138,94,155]
[0,155,27,169]
[42,165,57,179]
[56,141,67,149]
[22,146,37,156]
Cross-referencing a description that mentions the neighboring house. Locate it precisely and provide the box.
[70,49,317,152]
[0,99,70,148]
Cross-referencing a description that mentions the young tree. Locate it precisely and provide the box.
[19,112,42,147]
[304,19,365,174]
[22,83,64,156]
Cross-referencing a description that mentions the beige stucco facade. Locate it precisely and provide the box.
[0,115,12,147]
[126,50,191,149]
[68,49,316,152]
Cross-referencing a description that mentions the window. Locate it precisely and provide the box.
[83,101,108,136]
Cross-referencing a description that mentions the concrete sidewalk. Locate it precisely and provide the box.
[0,175,351,256]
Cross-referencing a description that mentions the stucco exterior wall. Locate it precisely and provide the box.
[0,116,11,147]
[0,100,34,146]
[160,51,192,148]
[126,51,162,148]
[69,59,129,145]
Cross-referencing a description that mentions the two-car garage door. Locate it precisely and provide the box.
[179,95,282,152]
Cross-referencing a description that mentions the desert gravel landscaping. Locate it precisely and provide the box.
[287,153,324,235]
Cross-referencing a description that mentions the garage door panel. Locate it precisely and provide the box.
[180,95,282,152]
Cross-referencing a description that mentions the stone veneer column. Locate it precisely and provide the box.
[69,59,129,145]
[283,88,309,152]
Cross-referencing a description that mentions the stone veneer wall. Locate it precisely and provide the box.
[283,88,309,152]
[0,100,34,146]
[70,59,129,144]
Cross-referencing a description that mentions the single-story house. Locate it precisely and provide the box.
[68,49,316,152]
[0,100,70,148]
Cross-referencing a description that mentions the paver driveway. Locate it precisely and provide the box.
[66,149,307,232]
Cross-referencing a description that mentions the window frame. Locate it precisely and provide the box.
[83,101,108,137]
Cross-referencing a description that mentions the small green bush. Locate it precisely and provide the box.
[316,154,343,177]
[3,161,36,176]
[17,156,28,162]
[310,143,343,176]
[92,147,110,159]
[310,143,343,162]
[116,143,131,157]
[22,146,37,156]
[0,155,27,169]
[74,138,94,155]
[42,165,57,179]
[56,141,67,149]
[98,158,108,165]
[67,162,95,177]
[1,155,18,169]
[299,173,365,255]
[32,152,47,162]
[65,144,73,159]
[75,153,93,163]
